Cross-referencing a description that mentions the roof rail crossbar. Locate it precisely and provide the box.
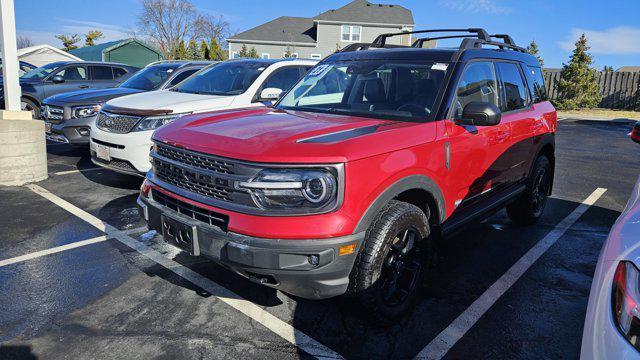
[412,34,484,48]
[460,38,527,52]
[490,34,516,46]
[372,28,490,48]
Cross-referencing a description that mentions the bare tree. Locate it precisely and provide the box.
[16,35,33,49]
[137,0,229,59]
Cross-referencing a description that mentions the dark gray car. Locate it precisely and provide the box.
[42,61,212,145]
[0,61,139,118]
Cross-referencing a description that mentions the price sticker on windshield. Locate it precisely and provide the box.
[307,64,331,77]
[431,63,448,71]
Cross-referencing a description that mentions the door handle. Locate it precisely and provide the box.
[78,85,89,89]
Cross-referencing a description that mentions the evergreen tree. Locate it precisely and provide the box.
[247,47,259,58]
[603,65,614,72]
[209,38,226,60]
[238,44,250,58]
[173,40,187,60]
[55,34,80,51]
[526,40,544,67]
[84,30,103,46]
[200,39,210,60]
[186,39,202,60]
[556,34,602,110]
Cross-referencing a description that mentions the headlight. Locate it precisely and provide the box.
[134,112,191,132]
[72,104,101,118]
[612,261,640,351]
[238,168,338,211]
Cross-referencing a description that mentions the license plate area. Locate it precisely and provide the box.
[161,214,200,256]
[95,143,111,162]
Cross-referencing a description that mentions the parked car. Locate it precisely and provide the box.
[90,58,318,176]
[136,29,557,321]
[0,61,139,118]
[581,128,640,359]
[42,61,211,145]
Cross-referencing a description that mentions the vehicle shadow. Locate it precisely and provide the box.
[79,168,142,190]
[0,345,38,360]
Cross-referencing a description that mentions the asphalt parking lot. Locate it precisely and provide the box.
[0,118,638,359]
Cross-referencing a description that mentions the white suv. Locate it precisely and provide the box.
[90,58,318,175]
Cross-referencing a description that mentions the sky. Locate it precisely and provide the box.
[15,0,640,69]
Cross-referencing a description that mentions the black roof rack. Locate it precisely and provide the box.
[372,28,491,48]
[338,42,407,53]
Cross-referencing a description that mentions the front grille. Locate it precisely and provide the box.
[152,189,228,231]
[43,105,64,122]
[156,143,234,174]
[154,160,233,201]
[96,111,141,134]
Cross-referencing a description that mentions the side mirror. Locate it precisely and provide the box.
[51,75,65,84]
[259,87,283,101]
[631,121,640,144]
[456,101,501,126]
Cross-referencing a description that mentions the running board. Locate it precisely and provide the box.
[441,184,526,237]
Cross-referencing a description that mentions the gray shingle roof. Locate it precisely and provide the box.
[228,16,317,44]
[315,0,414,25]
[228,1,413,43]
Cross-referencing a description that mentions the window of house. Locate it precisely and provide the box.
[283,52,299,58]
[452,61,498,120]
[495,62,528,112]
[341,25,361,42]
[310,54,322,60]
[261,53,270,59]
[232,51,239,59]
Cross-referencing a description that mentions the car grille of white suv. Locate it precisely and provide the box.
[96,111,141,134]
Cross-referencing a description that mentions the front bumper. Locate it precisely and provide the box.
[90,123,154,174]
[46,115,97,145]
[138,192,364,299]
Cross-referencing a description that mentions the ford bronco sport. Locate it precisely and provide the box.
[138,29,556,320]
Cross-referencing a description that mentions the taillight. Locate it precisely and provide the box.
[612,261,640,350]
[140,179,151,198]
[631,122,640,144]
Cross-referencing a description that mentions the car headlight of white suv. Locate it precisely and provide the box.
[134,112,191,132]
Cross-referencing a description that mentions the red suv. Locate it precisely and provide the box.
[137,29,556,320]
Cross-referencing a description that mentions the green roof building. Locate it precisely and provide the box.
[69,38,163,68]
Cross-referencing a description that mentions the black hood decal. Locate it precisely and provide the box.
[297,125,379,143]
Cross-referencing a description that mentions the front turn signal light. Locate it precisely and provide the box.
[339,243,356,256]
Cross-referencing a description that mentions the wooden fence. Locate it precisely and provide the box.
[543,70,640,110]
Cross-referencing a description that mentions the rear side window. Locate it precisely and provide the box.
[495,62,528,112]
[91,66,114,80]
[453,61,498,120]
[167,69,198,87]
[262,67,303,92]
[527,66,547,103]
[113,67,128,79]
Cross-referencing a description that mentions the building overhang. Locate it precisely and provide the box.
[226,39,318,47]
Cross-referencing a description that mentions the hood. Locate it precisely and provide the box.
[153,107,433,163]
[44,87,143,105]
[105,89,235,114]
[601,175,640,264]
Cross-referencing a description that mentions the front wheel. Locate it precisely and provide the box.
[348,200,431,324]
[507,155,552,225]
[20,98,39,119]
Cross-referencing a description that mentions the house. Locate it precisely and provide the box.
[2,44,82,67]
[617,66,640,72]
[69,38,163,68]
[227,0,414,60]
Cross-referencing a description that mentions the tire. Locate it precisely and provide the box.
[507,155,552,226]
[348,200,431,324]
[20,98,39,119]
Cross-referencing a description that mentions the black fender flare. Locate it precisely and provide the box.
[353,175,447,233]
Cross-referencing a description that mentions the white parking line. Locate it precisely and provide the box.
[0,235,108,268]
[415,187,607,360]
[26,184,342,359]
[53,167,103,176]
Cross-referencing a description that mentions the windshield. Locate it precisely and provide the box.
[173,60,268,96]
[21,62,62,79]
[120,64,182,91]
[277,60,447,121]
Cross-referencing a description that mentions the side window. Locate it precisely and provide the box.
[262,67,303,92]
[167,69,198,87]
[113,67,128,79]
[453,61,498,120]
[527,66,547,103]
[495,62,528,112]
[90,66,114,80]
[54,66,87,81]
